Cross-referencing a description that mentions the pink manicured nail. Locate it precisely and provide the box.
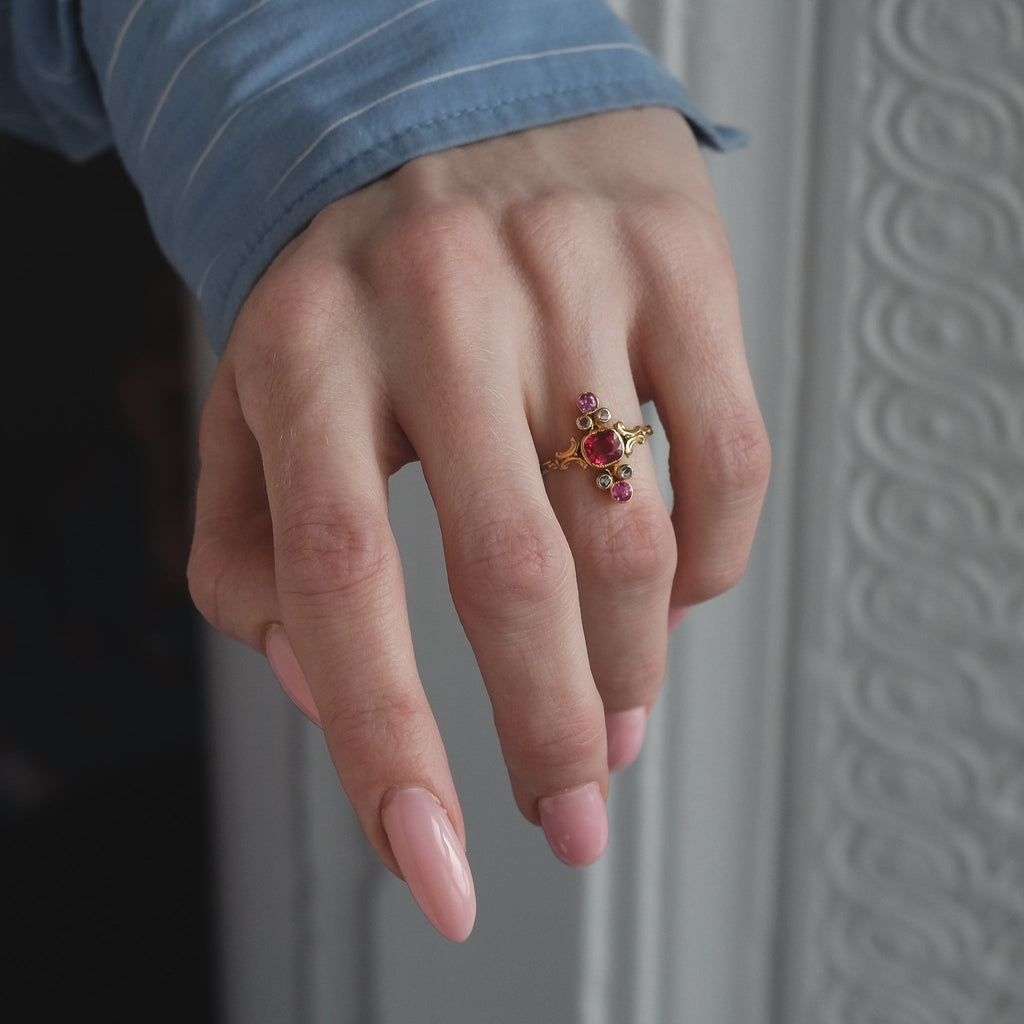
[606,708,647,772]
[668,606,690,632]
[538,782,608,867]
[381,788,476,943]
[265,624,322,727]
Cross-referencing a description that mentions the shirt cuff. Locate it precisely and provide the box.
[76,0,744,351]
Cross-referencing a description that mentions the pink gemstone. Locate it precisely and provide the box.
[611,481,633,502]
[577,392,599,414]
[582,429,624,467]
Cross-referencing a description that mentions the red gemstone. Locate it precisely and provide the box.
[611,481,633,502]
[582,429,624,467]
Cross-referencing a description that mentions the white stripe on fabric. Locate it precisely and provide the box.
[266,43,647,199]
[194,40,646,304]
[195,236,233,303]
[139,0,277,161]
[181,0,442,198]
[104,0,148,94]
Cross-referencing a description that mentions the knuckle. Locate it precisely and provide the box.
[506,191,607,253]
[319,693,445,803]
[276,509,394,602]
[360,202,510,380]
[448,511,573,621]
[321,690,431,764]
[369,200,502,290]
[587,503,676,587]
[629,195,741,316]
[501,702,606,775]
[697,413,773,506]
[239,257,352,351]
[636,193,733,268]
[231,280,364,431]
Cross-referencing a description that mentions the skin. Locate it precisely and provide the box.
[187,106,770,883]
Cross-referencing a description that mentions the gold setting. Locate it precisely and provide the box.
[541,393,653,503]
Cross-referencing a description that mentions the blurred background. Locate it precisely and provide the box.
[0,140,214,1020]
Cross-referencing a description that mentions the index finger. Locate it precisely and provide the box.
[230,295,476,942]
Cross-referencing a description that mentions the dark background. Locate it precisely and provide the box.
[0,138,215,1020]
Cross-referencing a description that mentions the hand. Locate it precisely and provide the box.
[187,107,770,941]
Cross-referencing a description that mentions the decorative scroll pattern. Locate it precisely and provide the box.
[794,4,1024,1019]
[799,1,1024,1020]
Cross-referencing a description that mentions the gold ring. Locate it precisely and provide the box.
[541,392,653,503]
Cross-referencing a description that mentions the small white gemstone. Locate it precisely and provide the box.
[618,464,633,480]
[577,415,593,430]
[597,474,613,489]
[596,408,612,423]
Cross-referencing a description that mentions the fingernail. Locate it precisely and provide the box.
[381,787,476,943]
[606,707,647,772]
[265,624,322,727]
[538,782,608,867]
[668,606,690,632]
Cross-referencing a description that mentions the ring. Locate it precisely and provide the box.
[541,392,653,503]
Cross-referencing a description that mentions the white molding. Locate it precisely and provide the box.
[776,2,1024,1021]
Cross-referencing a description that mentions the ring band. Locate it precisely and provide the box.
[541,392,653,503]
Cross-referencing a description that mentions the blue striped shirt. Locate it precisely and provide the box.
[1,0,742,350]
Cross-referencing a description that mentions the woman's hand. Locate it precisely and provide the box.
[187,107,770,941]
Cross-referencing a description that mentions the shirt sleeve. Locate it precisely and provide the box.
[1,0,744,351]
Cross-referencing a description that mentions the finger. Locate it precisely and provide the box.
[188,363,279,647]
[542,389,674,675]
[656,332,770,610]
[230,292,475,940]
[509,205,675,771]
[426,408,610,865]
[188,363,324,723]
[388,292,611,866]
[435,456,611,865]
[631,202,771,610]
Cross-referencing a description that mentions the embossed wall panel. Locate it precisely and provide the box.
[780,2,1024,1021]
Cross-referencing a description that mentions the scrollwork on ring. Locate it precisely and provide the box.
[541,392,653,503]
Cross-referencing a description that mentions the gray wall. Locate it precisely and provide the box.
[199,1,1024,1021]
